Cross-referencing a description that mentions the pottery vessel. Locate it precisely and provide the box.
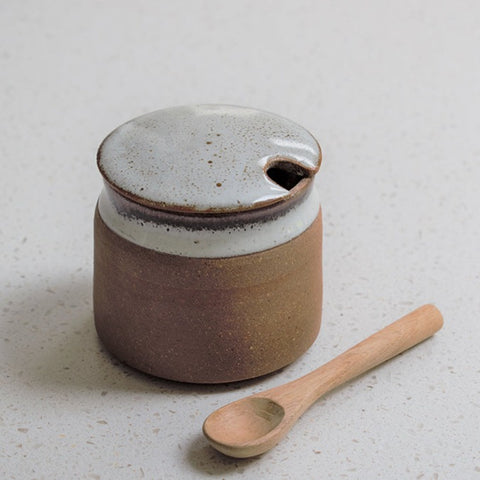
[94,105,323,383]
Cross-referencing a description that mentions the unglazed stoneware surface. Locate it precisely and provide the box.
[94,208,323,383]
[94,105,323,383]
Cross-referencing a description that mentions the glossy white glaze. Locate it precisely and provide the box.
[98,105,320,212]
[98,187,320,257]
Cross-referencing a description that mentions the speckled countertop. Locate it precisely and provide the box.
[1,1,479,479]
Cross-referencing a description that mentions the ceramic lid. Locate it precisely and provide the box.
[97,105,321,213]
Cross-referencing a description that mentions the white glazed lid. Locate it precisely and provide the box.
[98,105,321,213]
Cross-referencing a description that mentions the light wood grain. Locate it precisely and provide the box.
[202,304,443,458]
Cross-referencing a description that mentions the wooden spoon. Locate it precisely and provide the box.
[203,304,443,458]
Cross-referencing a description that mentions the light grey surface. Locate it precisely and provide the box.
[1,1,479,478]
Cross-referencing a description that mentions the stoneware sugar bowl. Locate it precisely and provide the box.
[94,105,323,383]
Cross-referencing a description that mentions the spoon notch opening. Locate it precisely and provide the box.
[265,159,313,191]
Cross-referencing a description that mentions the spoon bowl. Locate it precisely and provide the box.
[203,304,443,458]
[203,397,286,457]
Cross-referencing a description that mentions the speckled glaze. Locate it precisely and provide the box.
[98,104,320,213]
[94,105,323,383]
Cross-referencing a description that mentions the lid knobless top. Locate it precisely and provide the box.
[97,105,322,213]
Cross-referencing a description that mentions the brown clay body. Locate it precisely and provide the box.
[94,206,322,383]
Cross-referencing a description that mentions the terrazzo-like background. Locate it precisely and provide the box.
[1,1,479,478]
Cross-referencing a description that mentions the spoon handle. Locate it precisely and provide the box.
[266,304,443,410]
